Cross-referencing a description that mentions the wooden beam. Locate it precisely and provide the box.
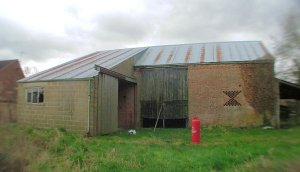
[94,65,137,83]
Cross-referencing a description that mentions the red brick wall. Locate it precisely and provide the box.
[0,103,16,123]
[0,61,24,123]
[0,61,24,102]
[188,62,276,127]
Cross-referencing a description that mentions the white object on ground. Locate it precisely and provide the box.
[128,129,136,135]
[262,126,274,130]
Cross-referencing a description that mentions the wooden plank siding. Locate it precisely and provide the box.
[140,67,188,119]
[97,74,118,134]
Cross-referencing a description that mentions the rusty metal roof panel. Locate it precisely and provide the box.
[188,44,200,64]
[135,41,270,66]
[100,48,145,69]
[173,44,189,64]
[53,48,137,79]
[20,47,146,82]
[20,41,270,82]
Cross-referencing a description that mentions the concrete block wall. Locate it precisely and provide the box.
[188,62,276,127]
[17,80,90,133]
[89,78,98,136]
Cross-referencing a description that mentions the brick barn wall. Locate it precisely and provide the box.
[17,80,89,133]
[0,61,24,123]
[188,62,276,127]
[0,103,16,123]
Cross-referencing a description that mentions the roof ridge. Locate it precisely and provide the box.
[84,41,261,53]
[94,40,262,52]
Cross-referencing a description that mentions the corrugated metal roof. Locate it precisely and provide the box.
[20,47,146,82]
[19,41,271,82]
[135,41,270,66]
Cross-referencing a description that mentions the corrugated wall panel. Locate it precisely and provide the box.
[140,68,188,119]
[98,74,118,134]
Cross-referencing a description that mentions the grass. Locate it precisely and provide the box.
[1,124,300,171]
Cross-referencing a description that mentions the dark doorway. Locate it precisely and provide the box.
[143,118,187,128]
[118,81,135,129]
[279,80,300,128]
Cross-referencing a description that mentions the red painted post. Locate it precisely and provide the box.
[192,117,200,144]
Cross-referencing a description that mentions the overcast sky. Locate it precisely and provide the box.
[0,0,299,72]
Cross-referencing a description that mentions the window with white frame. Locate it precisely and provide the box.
[25,88,44,103]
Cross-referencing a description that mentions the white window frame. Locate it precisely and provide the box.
[25,87,44,104]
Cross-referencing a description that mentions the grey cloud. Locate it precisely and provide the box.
[75,2,171,50]
[0,0,299,69]
[0,17,79,63]
[63,12,158,51]
[89,14,155,49]
[155,0,299,47]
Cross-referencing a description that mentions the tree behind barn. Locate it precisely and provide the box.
[275,10,300,121]
[275,11,300,83]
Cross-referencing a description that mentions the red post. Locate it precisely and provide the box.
[192,117,200,144]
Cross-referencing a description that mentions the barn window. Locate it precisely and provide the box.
[26,88,44,103]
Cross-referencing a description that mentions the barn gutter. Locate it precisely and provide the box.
[17,77,92,83]
[133,59,274,69]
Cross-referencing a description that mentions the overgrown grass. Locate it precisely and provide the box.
[1,124,300,171]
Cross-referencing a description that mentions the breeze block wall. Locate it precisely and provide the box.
[188,62,276,127]
[17,80,89,133]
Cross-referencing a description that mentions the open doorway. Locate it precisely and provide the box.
[279,80,300,128]
[118,80,135,129]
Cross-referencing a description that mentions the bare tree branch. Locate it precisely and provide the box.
[275,10,300,84]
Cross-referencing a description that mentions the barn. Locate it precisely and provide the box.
[0,60,24,123]
[17,41,278,135]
